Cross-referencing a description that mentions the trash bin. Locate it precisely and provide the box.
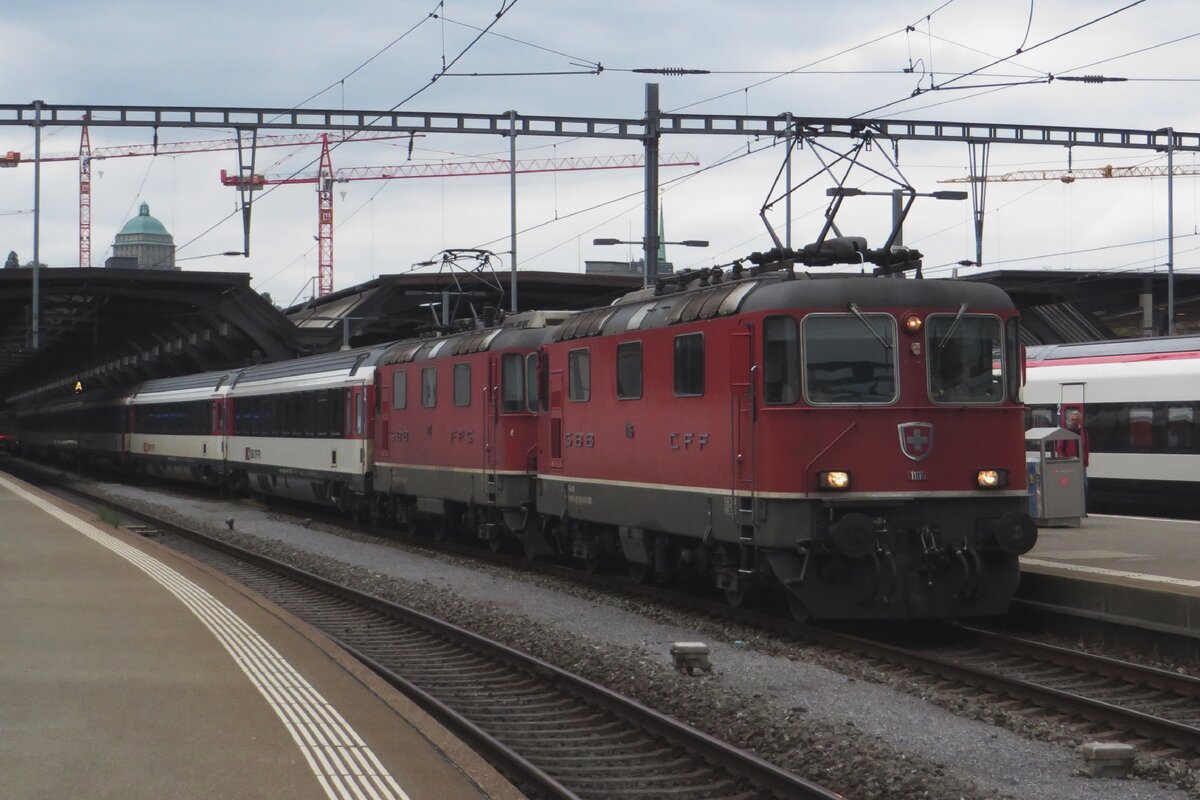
[1025,427,1085,527]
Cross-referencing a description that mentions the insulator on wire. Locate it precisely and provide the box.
[632,67,710,76]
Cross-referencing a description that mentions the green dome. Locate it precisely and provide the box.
[118,202,169,236]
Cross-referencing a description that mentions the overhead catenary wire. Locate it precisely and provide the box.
[853,0,1150,118]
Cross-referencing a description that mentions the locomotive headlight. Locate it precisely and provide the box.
[902,313,923,334]
[819,470,851,490]
[976,469,1008,489]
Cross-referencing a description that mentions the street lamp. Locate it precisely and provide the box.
[592,237,709,287]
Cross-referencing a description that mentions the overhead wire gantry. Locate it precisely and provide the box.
[4,91,1200,345]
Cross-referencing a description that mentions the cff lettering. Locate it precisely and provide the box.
[669,432,709,451]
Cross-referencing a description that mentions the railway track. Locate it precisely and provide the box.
[910,624,1200,755]
[64,485,841,800]
[268,488,1200,763]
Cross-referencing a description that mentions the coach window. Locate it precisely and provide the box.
[327,388,344,436]
[1128,406,1154,449]
[803,314,896,404]
[526,353,542,412]
[278,395,291,437]
[256,396,269,436]
[568,348,590,401]
[454,363,472,407]
[1027,406,1054,430]
[314,391,329,436]
[392,371,408,410]
[763,316,799,404]
[355,390,366,436]
[303,393,314,436]
[422,367,437,408]
[616,341,643,400]
[674,333,704,397]
[1168,406,1195,450]
[501,353,524,412]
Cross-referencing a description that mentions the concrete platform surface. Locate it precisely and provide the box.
[1023,513,1200,595]
[0,471,524,800]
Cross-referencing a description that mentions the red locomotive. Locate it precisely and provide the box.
[13,237,1037,621]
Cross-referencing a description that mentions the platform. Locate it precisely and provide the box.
[1017,513,1200,656]
[0,470,523,800]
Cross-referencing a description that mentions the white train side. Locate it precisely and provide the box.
[1025,336,1200,512]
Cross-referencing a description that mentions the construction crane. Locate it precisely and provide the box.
[3,129,412,267]
[940,163,1200,183]
[221,135,699,297]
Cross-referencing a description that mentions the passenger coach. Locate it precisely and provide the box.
[1026,335,1200,512]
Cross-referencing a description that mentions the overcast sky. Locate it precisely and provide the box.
[2,0,1198,306]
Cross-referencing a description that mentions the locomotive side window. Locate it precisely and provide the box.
[674,333,704,396]
[803,315,896,404]
[927,315,1005,404]
[526,353,542,412]
[763,316,799,404]
[392,371,407,410]
[501,353,524,412]
[616,341,643,400]
[421,367,437,408]
[568,349,591,402]
[453,363,472,407]
[1005,318,1022,402]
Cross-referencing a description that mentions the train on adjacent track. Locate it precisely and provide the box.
[1025,335,1200,514]
[13,238,1039,621]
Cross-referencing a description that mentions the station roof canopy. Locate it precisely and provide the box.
[0,268,303,406]
[971,269,1200,341]
[282,270,642,348]
[5,263,1188,410]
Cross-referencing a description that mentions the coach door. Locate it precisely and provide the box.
[730,325,757,498]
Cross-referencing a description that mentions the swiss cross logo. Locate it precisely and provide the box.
[898,422,933,462]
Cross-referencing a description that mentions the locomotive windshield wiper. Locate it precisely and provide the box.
[847,303,892,351]
[936,302,969,349]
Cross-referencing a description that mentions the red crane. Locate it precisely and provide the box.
[221,135,698,297]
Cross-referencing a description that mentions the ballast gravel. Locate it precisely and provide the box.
[87,480,1196,800]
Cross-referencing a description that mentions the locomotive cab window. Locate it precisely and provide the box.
[616,341,642,400]
[453,363,471,407]
[674,333,704,396]
[501,353,524,413]
[927,314,1005,404]
[763,316,799,404]
[421,367,437,408]
[568,349,590,402]
[803,314,896,404]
